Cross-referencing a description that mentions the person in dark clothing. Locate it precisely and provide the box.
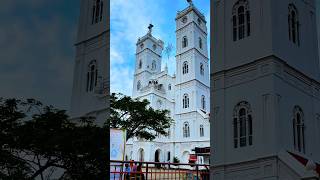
[136,163,145,180]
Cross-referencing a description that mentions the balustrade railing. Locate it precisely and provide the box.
[110,160,209,180]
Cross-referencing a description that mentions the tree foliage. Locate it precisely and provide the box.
[109,93,172,141]
[0,93,172,179]
[0,98,108,179]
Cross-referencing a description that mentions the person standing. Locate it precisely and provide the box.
[136,163,144,180]
[132,162,138,178]
[130,160,134,170]
[124,163,131,180]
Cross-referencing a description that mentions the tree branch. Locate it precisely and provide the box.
[29,158,63,179]
[36,155,44,180]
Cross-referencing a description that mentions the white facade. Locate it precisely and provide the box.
[211,0,320,179]
[126,3,210,165]
[70,0,108,124]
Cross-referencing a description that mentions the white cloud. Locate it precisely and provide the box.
[110,0,166,95]
[110,0,211,96]
[111,0,165,46]
[110,65,134,96]
[110,47,124,65]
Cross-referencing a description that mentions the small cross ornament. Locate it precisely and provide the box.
[148,24,154,34]
[187,0,193,6]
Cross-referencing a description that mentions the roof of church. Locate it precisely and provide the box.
[288,151,320,175]
[176,3,206,23]
[136,33,164,48]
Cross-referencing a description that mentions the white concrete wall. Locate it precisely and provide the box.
[211,1,320,178]
[70,0,108,122]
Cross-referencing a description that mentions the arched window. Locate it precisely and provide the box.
[200,63,204,75]
[182,61,189,74]
[183,94,189,109]
[200,125,204,137]
[183,122,190,138]
[182,36,188,48]
[197,18,202,25]
[233,101,253,148]
[182,16,188,23]
[138,60,142,69]
[168,84,171,90]
[201,95,206,110]
[137,81,141,90]
[138,149,144,162]
[288,4,300,45]
[293,106,305,153]
[232,0,250,41]
[152,60,156,70]
[199,37,203,49]
[92,0,104,24]
[87,60,98,92]
[238,6,245,39]
[100,1,103,21]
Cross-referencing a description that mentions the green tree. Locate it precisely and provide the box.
[0,98,108,179]
[0,98,31,179]
[109,93,172,141]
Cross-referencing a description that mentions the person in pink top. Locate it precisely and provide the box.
[132,162,138,176]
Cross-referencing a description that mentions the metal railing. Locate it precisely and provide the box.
[110,160,209,180]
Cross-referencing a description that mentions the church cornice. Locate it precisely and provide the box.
[137,91,175,104]
[74,30,107,46]
[212,55,319,84]
[176,47,209,61]
[176,21,207,35]
[153,71,174,79]
[175,79,209,89]
[176,5,206,23]
[212,55,320,100]
[134,70,153,76]
[135,48,161,57]
[136,34,164,48]
[175,109,206,116]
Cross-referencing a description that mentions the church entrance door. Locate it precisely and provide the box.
[154,149,161,168]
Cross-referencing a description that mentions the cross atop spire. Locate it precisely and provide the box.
[148,24,154,34]
[187,0,193,6]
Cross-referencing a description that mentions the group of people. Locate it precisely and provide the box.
[124,160,145,180]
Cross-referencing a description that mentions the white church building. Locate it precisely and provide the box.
[70,0,108,124]
[211,0,320,179]
[125,1,210,164]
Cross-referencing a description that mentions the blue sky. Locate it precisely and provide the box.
[110,0,211,96]
[111,0,320,96]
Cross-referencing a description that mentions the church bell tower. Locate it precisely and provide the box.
[70,0,108,123]
[211,0,320,179]
[175,0,210,115]
[132,24,164,98]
